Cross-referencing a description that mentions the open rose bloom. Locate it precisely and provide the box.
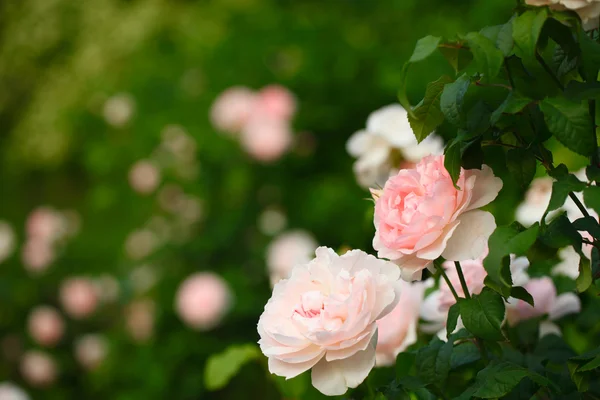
[258,247,401,396]
[373,154,503,281]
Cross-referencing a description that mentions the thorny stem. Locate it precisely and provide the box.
[454,261,471,300]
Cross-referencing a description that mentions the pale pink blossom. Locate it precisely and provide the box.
[526,0,600,30]
[347,104,444,188]
[258,247,402,396]
[21,238,55,274]
[74,334,108,370]
[59,277,98,319]
[27,306,64,347]
[255,85,297,120]
[128,160,161,195]
[506,277,581,331]
[20,351,57,387]
[25,207,64,242]
[125,299,155,343]
[210,86,257,134]
[240,114,292,162]
[175,272,232,330]
[373,155,502,281]
[0,382,30,400]
[266,230,318,286]
[375,280,425,366]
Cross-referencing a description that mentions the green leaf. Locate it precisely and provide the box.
[415,337,453,386]
[545,166,586,213]
[587,165,600,183]
[272,373,309,398]
[409,35,442,63]
[456,362,530,399]
[490,91,532,125]
[583,186,600,216]
[579,355,600,372]
[571,216,600,238]
[565,81,600,102]
[510,286,534,307]
[579,30,600,81]
[446,302,460,338]
[408,75,452,142]
[459,287,505,341]
[512,9,548,63]
[450,342,480,369]
[485,223,539,289]
[568,360,590,392]
[506,148,536,189]
[444,139,462,187]
[463,32,504,82]
[539,213,583,251]
[439,46,473,73]
[440,74,470,126]
[481,21,514,57]
[577,258,592,293]
[204,344,261,391]
[539,97,594,156]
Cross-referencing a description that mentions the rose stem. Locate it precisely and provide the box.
[454,261,471,300]
[436,261,460,303]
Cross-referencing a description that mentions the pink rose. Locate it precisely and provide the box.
[255,85,297,120]
[210,86,257,134]
[59,277,98,319]
[21,238,55,274]
[375,280,425,366]
[27,306,64,347]
[175,272,233,331]
[373,155,502,281]
[20,351,57,388]
[258,247,401,396]
[507,277,581,327]
[240,114,292,162]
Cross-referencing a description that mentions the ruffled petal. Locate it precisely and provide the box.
[464,165,503,211]
[442,210,496,261]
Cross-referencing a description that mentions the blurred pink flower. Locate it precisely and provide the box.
[27,306,64,348]
[175,272,232,331]
[25,207,64,243]
[125,299,155,343]
[240,114,292,162]
[20,351,57,388]
[59,278,98,319]
[507,277,581,327]
[376,280,425,366]
[74,334,108,370]
[21,238,55,274]
[128,160,161,195]
[438,252,489,311]
[266,230,318,286]
[255,85,297,120]
[210,86,257,134]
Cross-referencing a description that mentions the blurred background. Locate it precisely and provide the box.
[0,0,547,399]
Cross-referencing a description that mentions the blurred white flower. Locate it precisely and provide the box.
[552,246,581,279]
[210,86,257,135]
[347,104,444,188]
[59,277,98,319]
[20,351,57,388]
[0,222,15,264]
[175,272,233,331]
[103,93,135,128]
[128,160,161,195]
[515,177,555,227]
[74,334,108,370]
[27,306,64,348]
[0,382,30,400]
[125,299,155,343]
[266,230,318,286]
[258,208,287,236]
[125,229,159,260]
[157,184,186,213]
[526,0,600,30]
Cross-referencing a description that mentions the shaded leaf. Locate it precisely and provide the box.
[460,288,505,341]
[409,75,452,142]
[540,97,594,157]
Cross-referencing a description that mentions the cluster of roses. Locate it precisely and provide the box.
[210,85,297,162]
[257,103,584,396]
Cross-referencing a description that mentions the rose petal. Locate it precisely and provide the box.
[416,220,461,260]
[268,351,324,379]
[310,335,376,396]
[464,165,503,211]
[539,321,562,338]
[441,210,496,261]
[325,325,376,361]
[549,292,581,320]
